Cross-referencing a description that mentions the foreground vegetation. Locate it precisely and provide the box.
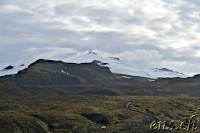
[1,59,200,132]
[0,95,200,132]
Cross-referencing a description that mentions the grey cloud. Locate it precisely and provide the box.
[1,0,200,75]
[54,2,133,26]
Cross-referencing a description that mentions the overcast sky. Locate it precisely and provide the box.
[0,0,200,76]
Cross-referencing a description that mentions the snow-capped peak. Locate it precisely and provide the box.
[0,49,188,79]
[88,49,97,55]
[63,50,187,79]
[3,65,14,70]
[0,64,27,77]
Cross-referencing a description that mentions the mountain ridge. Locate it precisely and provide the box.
[0,50,188,79]
[63,50,187,79]
[0,58,200,97]
[9,59,117,86]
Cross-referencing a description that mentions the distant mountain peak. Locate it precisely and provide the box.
[64,51,187,79]
[8,59,117,86]
[193,74,200,78]
[0,64,27,77]
[88,49,97,55]
[0,50,188,79]
[109,57,120,61]
[3,65,14,70]
[157,68,173,72]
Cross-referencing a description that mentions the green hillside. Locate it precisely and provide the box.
[1,59,200,132]
[1,59,200,97]
[10,59,117,86]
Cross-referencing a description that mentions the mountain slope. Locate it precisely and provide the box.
[0,50,187,79]
[0,80,32,95]
[1,58,200,97]
[0,64,27,77]
[63,50,187,79]
[9,59,117,86]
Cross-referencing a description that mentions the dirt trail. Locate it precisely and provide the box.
[125,102,159,121]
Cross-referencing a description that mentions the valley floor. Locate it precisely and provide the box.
[0,95,200,133]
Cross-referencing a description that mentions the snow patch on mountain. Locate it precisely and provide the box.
[63,50,187,79]
[0,50,188,79]
[61,69,69,75]
[0,64,27,77]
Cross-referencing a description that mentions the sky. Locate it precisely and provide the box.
[0,0,200,76]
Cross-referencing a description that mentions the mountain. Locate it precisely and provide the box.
[0,49,187,79]
[0,64,27,77]
[1,58,200,97]
[63,50,187,79]
[8,59,117,86]
[0,80,32,96]
[0,59,152,96]
[1,51,200,133]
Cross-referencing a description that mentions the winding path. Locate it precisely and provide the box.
[125,102,159,121]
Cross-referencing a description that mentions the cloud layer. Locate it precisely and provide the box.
[0,0,200,75]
